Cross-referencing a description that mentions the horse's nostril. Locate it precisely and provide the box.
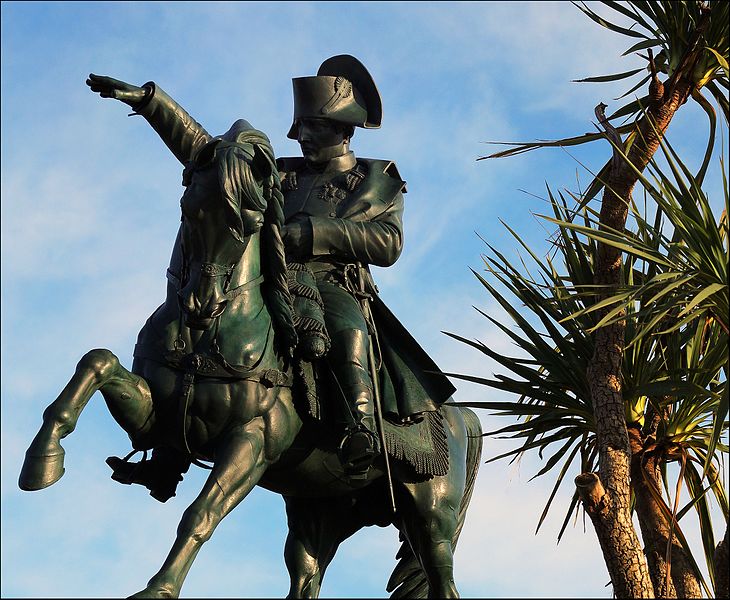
[183,316,211,331]
[209,301,228,319]
[177,292,193,313]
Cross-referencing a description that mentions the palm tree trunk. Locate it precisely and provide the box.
[715,524,729,598]
[629,426,677,598]
[578,51,698,596]
[628,424,702,598]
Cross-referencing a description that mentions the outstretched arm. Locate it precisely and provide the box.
[86,74,212,164]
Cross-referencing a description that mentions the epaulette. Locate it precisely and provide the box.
[356,158,407,195]
[344,161,368,192]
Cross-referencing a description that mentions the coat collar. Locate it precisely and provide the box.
[306,150,357,176]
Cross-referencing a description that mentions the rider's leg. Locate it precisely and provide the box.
[283,495,362,599]
[20,348,155,491]
[328,328,379,470]
[318,281,379,473]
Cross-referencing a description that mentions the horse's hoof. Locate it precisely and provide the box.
[18,448,66,491]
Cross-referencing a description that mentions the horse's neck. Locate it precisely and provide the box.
[214,230,276,368]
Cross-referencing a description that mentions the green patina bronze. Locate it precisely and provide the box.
[19,56,482,599]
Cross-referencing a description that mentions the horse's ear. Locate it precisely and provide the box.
[251,144,273,183]
[195,138,223,168]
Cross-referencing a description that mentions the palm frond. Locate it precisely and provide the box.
[480,1,729,161]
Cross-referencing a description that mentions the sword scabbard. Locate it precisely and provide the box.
[355,264,396,514]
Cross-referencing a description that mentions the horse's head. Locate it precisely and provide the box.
[177,137,271,330]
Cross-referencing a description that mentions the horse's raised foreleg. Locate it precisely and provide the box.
[19,349,155,491]
[130,419,272,598]
[283,495,363,598]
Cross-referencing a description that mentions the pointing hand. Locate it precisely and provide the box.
[86,73,148,107]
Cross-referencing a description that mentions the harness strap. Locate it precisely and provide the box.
[224,273,265,301]
[200,262,234,277]
[134,344,291,470]
[134,343,293,387]
[165,269,264,301]
[180,371,196,456]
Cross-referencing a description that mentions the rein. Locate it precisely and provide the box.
[151,266,290,385]
[166,267,265,302]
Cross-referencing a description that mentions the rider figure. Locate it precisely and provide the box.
[278,55,405,476]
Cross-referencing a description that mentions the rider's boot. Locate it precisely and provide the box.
[106,446,191,503]
[329,328,380,477]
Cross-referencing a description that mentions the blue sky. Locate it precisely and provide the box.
[1,2,725,598]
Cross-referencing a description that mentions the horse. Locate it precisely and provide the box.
[19,129,482,599]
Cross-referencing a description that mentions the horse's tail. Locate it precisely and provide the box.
[387,406,483,598]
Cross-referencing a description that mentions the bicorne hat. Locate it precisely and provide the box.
[287,54,382,139]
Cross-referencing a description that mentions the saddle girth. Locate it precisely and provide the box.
[133,343,293,387]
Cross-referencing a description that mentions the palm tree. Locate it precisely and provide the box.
[450,147,728,596]
[458,1,729,597]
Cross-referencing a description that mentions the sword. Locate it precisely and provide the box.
[355,265,397,514]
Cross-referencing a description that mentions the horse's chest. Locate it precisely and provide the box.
[185,379,274,449]
[141,291,271,370]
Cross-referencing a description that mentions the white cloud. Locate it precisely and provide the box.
[455,468,611,598]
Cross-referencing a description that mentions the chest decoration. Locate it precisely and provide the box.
[344,164,367,191]
[318,182,349,204]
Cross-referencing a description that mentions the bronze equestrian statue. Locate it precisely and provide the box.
[19,56,483,598]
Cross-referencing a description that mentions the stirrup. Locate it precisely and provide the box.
[106,451,182,503]
[338,427,379,477]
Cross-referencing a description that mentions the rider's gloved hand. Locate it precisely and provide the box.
[86,74,150,109]
[282,217,313,260]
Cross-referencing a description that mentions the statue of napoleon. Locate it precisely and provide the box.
[88,55,457,497]
[21,54,483,598]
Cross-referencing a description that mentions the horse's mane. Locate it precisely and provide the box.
[212,130,298,354]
